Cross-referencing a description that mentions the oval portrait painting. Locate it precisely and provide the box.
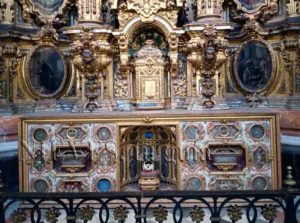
[236,41,273,92]
[29,46,65,96]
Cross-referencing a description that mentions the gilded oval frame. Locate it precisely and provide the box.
[23,44,68,99]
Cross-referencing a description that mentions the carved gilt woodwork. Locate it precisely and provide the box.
[68,28,112,110]
[0,0,299,110]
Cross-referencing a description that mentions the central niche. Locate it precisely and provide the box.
[119,126,177,191]
[130,28,170,109]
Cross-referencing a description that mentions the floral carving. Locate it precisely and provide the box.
[189,206,205,222]
[114,58,129,98]
[153,205,168,223]
[10,208,27,223]
[246,93,262,107]
[261,204,277,221]
[114,205,129,223]
[45,207,60,223]
[79,205,95,222]
[227,205,242,222]
[127,0,167,19]
[69,28,112,110]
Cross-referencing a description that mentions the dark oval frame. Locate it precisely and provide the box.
[24,45,69,99]
[234,40,276,94]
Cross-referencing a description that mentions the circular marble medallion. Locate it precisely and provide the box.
[33,179,49,192]
[67,128,78,139]
[252,176,268,190]
[219,125,230,137]
[33,128,48,142]
[184,125,200,141]
[186,177,202,191]
[250,125,265,140]
[97,179,111,192]
[97,127,111,142]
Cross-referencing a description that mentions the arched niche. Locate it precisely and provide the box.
[119,126,177,191]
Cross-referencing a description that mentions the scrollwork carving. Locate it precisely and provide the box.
[228,0,278,35]
[187,24,227,108]
[69,28,112,110]
[118,34,129,76]
[173,59,187,97]
[18,0,72,24]
[113,57,129,98]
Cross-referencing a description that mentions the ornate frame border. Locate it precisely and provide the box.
[18,112,281,192]
[21,44,69,100]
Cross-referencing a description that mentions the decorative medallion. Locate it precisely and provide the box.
[28,46,66,98]
[33,179,49,192]
[33,128,48,142]
[235,41,273,93]
[253,146,267,169]
[184,125,200,141]
[98,147,116,171]
[33,150,45,172]
[208,124,240,139]
[57,127,87,141]
[250,124,265,140]
[97,178,112,192]
[97,127,112,142]
[251,175,268,190]
[186,177,202,191]
[127,0,167,19]
[66,128,78,139]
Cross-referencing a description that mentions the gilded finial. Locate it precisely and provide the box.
[283,166,296,189]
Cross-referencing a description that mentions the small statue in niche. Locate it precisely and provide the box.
[33,150,45,172]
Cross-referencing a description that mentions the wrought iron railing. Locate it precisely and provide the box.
[0,166,299,223]
[1,189,300,223]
